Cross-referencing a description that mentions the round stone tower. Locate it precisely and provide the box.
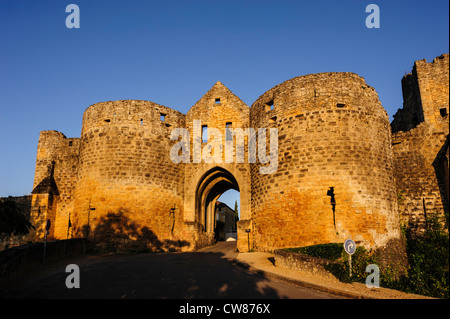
[250,72,401,251]
[71,100,190,251]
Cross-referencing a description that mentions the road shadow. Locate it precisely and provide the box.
[1,243,288,299]
[85,209,190,253]
[2,212,293,299]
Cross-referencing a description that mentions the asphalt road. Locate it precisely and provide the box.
[1,241,343,299]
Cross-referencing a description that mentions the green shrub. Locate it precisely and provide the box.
[0,198,34,235]
[324,262,352,283]
[285,243,344,261]
[284,219,449,299]
[285,243,378,282]
[322,246,378,284]
[347,246,378,283]
[399,214,449,298]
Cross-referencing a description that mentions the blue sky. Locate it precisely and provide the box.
[0,0,448,211]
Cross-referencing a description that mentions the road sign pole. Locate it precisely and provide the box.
[349,254,352,278]
[343,238,356,278]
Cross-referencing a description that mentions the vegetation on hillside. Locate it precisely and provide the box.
[284,213,449,298]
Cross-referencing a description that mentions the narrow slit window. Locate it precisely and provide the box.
[140,118,143,125]
[160,113,166,121]
[202,125,208,143]
[440,108,448,117]
[225,122,232,141]
[215,98,221,104]
[337,103,346,108]
[69,141,73,146]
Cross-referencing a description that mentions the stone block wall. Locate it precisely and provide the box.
[26,55,447,254]
[183,82,252,252]
[71,100,191,251]
[29,131,80,240]
[250,73,400,251]
[391,54,449,227]
[274,249,340,279]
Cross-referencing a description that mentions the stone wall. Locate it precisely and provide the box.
[28,131,80,240]
[182,82,252,252]
[26,55,448,254]
[72,100,191,251]
[391,54,449,227]
[250,73,400,251]
[274,249,340,279]
[26,76,403,253]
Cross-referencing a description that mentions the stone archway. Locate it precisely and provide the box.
[183,164,251,251]
[195,167,239,239]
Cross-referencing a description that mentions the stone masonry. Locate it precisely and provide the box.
[391,53,449,227]
[27,54,449,255]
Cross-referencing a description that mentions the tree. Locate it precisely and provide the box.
[234,200,239,222]
[0,198,34,235]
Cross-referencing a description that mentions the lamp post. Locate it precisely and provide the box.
[327,187,336,231]
[87,201,95,239]
[67,212,72,239]
[170,204,176,235]
[245,229,251,252]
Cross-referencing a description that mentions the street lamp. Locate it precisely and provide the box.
[170,204,176,234]
[245,228,251,252]
[67,212,72,239]
[87,201,95,239]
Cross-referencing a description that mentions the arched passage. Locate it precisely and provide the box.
[195,167,239,236]
[183,164,251,251]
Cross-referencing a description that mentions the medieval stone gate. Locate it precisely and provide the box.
[28,54,449,256]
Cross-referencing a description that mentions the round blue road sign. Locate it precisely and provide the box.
[344,239,356,255]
